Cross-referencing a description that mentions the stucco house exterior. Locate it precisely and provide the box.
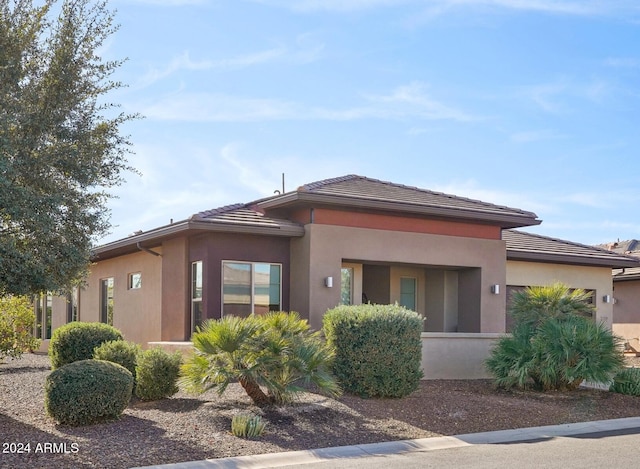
[33,175,640,378]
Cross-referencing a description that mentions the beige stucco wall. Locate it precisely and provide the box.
[506,260,614,327]
[80,249,163,345]
[421,332,502,379]
[291,224,507,331]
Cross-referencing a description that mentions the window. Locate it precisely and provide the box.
[222,262,281,317]
[191,261,203,333]
[128,272,142,290]
[34,293,53,339]
[400,277,417,311]
[100,278,114,325]
[340,268,353,305]
[67,287,79,323]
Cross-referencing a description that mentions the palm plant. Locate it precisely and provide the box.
[179,312,340,407]
[486,283,624,391]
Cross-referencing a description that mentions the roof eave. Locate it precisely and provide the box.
[507,249,640,268]
[259,192,541,228]
[91,219,305,260]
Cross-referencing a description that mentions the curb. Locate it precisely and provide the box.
[131,417,640,469]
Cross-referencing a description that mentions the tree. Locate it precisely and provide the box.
[486,283,624,391]
[180,312,341,407]
[0,295,40,360]
[0,0,134,296]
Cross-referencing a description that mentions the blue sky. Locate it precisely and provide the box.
[100,0,640,247]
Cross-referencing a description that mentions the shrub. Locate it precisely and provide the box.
[0,296,40,360]
[322,303,424,398]
[93,340,140,384]
[486,283,624,391]
[45,359,133,426]
[135,348,182,401]
[610,368,640,396]
[49,322,123,369]
[231,413,267,438]
[180,312,340,407]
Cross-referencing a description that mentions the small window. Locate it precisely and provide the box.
[128,272,142,290]
[340,268,353,306]
[34,293,53,339]
[67,287,79,323]
[191,261,203,333]
[400,277,417,311]
[100,278,114,326]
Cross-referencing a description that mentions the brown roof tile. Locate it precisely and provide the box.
[504,229,640,268]
[262,174,541,229]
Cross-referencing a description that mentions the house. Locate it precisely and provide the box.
[33,175,640,378]
[599,240,640,352]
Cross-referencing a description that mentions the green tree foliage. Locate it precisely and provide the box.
[0,0,135,296]
[180,312,340,407]
[486,283,624,391]
[0,295,39,359]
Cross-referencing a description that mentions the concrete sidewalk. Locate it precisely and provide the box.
[131,417,640,469]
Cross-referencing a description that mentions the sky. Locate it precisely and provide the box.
[98,0,640,247]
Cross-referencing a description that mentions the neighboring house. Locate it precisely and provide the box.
[33,175,640,378]
[599,240,640,352]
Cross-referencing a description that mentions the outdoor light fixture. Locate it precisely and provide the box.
[491,284,500,295]
[325,276,333,288]
[603,295,617,304]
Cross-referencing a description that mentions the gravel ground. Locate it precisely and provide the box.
[2,353,640,469]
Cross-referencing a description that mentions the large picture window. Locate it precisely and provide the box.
[223,262,281,317]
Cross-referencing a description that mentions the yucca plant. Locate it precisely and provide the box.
[180,312,341,407]
[231,413,266,438]
[487,283,624,391]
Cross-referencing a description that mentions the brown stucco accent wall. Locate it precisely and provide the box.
[291,224,506,331]
[189,232,291,321]
[287,208,501,239]
[161,237,189,341]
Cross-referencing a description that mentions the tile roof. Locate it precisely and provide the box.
[504,230,640,268]
[191,203,303,232]
[261,174,541,229]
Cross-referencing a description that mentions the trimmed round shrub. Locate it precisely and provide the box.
[323,304,424,398]
[45,359,133,426]
[93,340,141,384]
[49,322,123,369]
[610,368,640,396]
[135,348,182,401]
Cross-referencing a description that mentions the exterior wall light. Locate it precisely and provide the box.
[325,276,333,288]
[491,284,500,295]
[603,295,617,304]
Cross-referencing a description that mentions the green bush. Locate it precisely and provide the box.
[93,340,140,384]
[49,322,123,369]
[322,304,424,398]
[0,295,40,360]
[45,359,133,426]
[135,348,182,401]
[610,368,640,396]
[180,312,340,407]
[486,283,624,391]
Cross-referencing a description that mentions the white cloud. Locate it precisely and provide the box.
[605,57,640,68]
[141,82,475,123]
